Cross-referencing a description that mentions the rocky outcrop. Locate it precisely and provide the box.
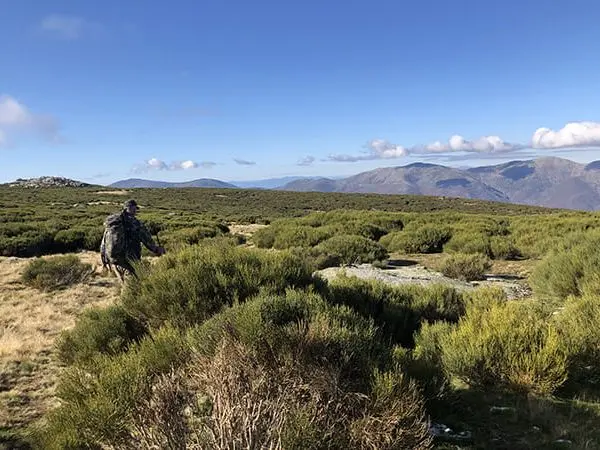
[6,177,92,188]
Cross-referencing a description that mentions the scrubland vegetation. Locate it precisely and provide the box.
[2,186,600,448]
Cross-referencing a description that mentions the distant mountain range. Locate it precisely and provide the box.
[109,178,237,189]
[280,157,600,210]
[109,176,327,190]
[10,157,600,211]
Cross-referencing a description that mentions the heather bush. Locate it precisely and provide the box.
[490,235,521,260]
[554,292,600,391]
[440,253,492,281]
[34,326,191,449]
[21,254,92,291]
[529,233,600,302]
[272,225,333,249]
[121,242,315,329]
[441,299,569,395]
[314,234,388,265]
[444,231,492,257]
[325,275,465,347]
[381,226,452,254]
[57,305,148,366]
[408,321,455,399]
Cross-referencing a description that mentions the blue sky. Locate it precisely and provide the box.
[2,0,600,185]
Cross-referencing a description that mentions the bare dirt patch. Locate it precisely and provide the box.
[228,223,268,237]
[0,252,120,433]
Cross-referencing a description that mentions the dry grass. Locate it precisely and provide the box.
[0,251,120,431]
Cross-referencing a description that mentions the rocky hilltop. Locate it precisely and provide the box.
[6,176,92,188]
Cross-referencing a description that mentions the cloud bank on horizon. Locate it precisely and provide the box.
[132,158,217,174]
[326,122,600,163]
[3,94,600,171]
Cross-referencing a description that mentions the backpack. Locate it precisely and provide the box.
[101,212,128,264]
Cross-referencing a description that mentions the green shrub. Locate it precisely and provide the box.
[382,226,452,254]
[554,292,600,391]
[530,234,600,302]
[38,290,430,449]
[53,229,86,252]
[442,299,568,395]
[121,242,315,329]
[490,235,521,260]
[186,291,429,449]
[444,232,492,257]
[273,225,333,249]
[21,255,92,291]
[34,326,191,449]
[408,321,455,399]
[0,230,55,257]
[325,276,465,347]
[57,305,148,366]
[314,234,388,265]
[252,226,277,248]
[440,253,492,281]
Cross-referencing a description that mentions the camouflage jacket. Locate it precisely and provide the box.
[122,212,158,260]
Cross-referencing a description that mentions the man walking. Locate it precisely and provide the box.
[101,199,165,281]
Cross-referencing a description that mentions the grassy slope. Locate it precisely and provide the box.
[0,253,120,445]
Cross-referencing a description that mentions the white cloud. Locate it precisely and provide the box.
[329,133,525,163]
[532,122,600,149]
[180,160,198,170]
[40,14,101,40]
[234,158,256,166]
[0,95,61,147]
[133,158,213,173]
[297,155,315,166]
[419,135,521,153]
[368,139,408,158]
[328,139,408,162]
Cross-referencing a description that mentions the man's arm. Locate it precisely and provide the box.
[138,221,164,255]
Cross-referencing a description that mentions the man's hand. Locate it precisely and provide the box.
[155,246,166,256]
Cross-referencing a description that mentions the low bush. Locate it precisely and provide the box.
[490,235,521,260]
[408,321,455,399]
[444,231,492,257]
[57,305,148,366]
[441,299,569,395]
[34,326,191,449]
[37,289,433,449]
[121,242,315,329]
[440,253,492,281]
[381,226,452,254]
[325,276,465,347]
[53,229,86,252]
[554,292,600,391]
[529,234,600,302]
[272,225,333,249]
[314,234,388,265]
[21,254,92,291]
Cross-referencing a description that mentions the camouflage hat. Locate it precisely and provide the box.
[124,199,138,209]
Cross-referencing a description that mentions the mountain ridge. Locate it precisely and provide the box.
[281,156,600,210]
[9,156,600,210]
[109,178,237,189]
